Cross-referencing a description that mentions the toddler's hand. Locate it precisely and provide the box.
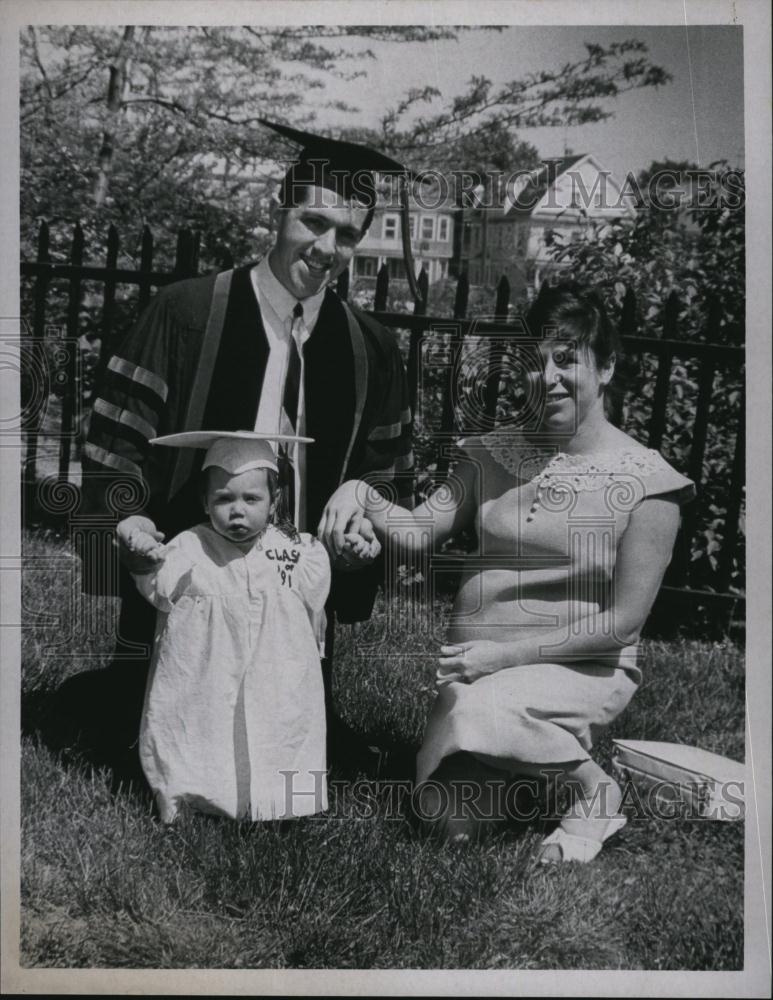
[117,515,166,573]
[343,530,381,563]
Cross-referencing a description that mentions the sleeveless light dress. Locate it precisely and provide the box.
[416,434,695,783]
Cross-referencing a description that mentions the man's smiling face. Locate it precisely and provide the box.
[268,186,371,300]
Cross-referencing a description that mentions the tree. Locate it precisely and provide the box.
[20,25,461,265]
[20,27,676,473]
[21,30,672,267]
[375,40,671,168]
[543,162,744,345]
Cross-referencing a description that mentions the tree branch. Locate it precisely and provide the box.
[27,27,54,99]
[93,26,136,208]
[121,96,189,115]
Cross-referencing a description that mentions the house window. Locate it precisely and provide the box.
[383,214,399,240]
[421,216,435,241]
[354,255,379,277]
[408,214,416,239]
[387,257,405,279]
[469,262,481,285]
[438,216,450,242]
[438,259,448,279]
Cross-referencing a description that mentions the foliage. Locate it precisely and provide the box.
[375,39,672,173]
[543,162,745,345]
[20,28,671,430]
[539,165,745,594]
[25,31,737,583]
[21,29,672,266]
[20,25,461,268]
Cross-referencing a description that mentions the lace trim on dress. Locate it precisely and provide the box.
[479,432,663,492]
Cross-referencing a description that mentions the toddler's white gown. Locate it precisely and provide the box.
[133,524,331,822]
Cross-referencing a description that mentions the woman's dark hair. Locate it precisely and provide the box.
[525,281,625,422]
[201,466,301,543]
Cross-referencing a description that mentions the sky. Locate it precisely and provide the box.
[316,25,744,182]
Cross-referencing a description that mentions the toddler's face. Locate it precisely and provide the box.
[204,466,274,544]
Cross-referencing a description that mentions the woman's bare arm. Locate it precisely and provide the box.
[318,455,480,557]
[438,495,681,682]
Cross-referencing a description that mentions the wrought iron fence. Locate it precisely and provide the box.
[20,222,745,626]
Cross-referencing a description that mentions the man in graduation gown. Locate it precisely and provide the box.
[65,122,415,778]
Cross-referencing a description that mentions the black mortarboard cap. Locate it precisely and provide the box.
[260,118,427,303]
[260,118,413,180]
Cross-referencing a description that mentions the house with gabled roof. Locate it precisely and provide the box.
[353,182,457,287]
[456,153,636,299]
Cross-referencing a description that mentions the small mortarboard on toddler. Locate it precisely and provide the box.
[150,429,313,528]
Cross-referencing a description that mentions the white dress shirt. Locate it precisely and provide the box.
[250,256,326,436]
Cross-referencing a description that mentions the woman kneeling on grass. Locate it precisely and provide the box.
[319,284,695,863]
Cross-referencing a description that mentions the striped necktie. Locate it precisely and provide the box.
[280,301,304,528]
[282,301,304,433]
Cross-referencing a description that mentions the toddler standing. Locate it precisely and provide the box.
[125,431,379,823]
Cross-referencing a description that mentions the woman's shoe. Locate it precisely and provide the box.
[538,814,627,864]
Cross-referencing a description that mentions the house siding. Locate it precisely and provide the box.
[454,154,636,296]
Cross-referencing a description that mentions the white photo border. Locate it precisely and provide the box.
[1,1,770,996]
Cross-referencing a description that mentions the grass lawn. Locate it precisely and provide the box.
[19,528,745,969]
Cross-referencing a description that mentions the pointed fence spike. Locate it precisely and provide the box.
[663,290,680,339]
[191,230,201,275]
[453,271,469,319]
[106,224,120,261]
[37,220,50,260]
[620,286,637,337]
[414,267,429,317]
[139,225,154,266]
[495,275,510,320]
[375,262,389,311]
[174,228,187,271]
[536,278,550,302]
[706,294,722,339]
[137,225,155,310]
[71,222,85,262]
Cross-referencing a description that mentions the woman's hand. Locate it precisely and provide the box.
[436,640,512,685]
